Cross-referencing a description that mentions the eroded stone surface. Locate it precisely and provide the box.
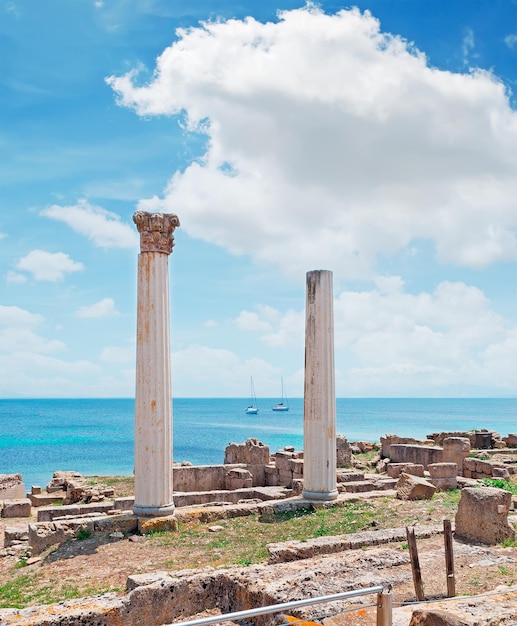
[396,474,436,501]
[455,487,515,545]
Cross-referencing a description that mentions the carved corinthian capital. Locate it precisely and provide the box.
[133,211,180,255]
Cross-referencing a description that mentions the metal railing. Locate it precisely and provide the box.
[166,585,392,626]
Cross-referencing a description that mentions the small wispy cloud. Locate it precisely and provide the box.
[4,2,20,18]
[0,233,6,240]
[462,27,475,66]
[5,271,27,284]
[504,33,517,50]
[41,199,138,249]
[234,310,272,332]
[75,298,120,319]
[100,345,134,363]
[0,305,43,328]
[16,250,84,282]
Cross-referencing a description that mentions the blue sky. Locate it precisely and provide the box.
[2,0,517,398]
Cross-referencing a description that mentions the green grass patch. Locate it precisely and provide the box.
[481,478,517,494]
[149,500,383,570]
[85,475,134,497]
[0,574,112,609]
[76,527,91,541]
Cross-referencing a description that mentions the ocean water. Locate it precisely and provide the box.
[0,397,516,490]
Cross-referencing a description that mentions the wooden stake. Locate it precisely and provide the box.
[443,518,456,597]
[376,589,393,626]
[406,526,425,601]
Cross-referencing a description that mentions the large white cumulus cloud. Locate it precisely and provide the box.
[108,5,517,277]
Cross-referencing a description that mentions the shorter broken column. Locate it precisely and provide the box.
[428,463,457,491]
[455,487,515,545]
[442,437,470,476]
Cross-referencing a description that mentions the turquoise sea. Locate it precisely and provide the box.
[0,397,516,490]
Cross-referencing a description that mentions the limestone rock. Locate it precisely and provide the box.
[396,473,436,501]
[224,439,270,465]
[29,522,68,555]
[455,487,515,545]
[409,608,470,626]
[442,437,470,477]
[0,474,25,499]
[1,498,31,518]
[503,433,517,447]
[4,527,29,547]
[387,463,424,478]
[428,463,458,491]
[336,434,352,467]
[225,468,253,490]
[138,515,179,535]
[46,471,83,493]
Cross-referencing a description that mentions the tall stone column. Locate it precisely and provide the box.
[302,270,338,501]
[133,210,180,517]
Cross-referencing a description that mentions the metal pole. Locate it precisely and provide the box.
[167,586,384,626]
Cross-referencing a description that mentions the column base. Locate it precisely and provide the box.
[302,488,339,502]
[133,502,175,517]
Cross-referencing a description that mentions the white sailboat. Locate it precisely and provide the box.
[245,377,259,414]
[272,377,289,412]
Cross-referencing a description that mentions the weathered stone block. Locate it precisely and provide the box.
[387,463,424,478]
[429,477,457,491]
[225,468,253,490]
[4,526,29,547]
[455,487,515,545]
[409,608,471,626]
[1,498,31,518]
[278,471,293,487]
[288,459,304,474]
[336,471,364,482]
[264,465,280,486]
[114,496,135,511]
[291,479,304,496]
[94,513,137,534]
[139,515,178,535]
[463,457,476,472]
[224,438,270,465]
[428,463,457,479]
[126,571,173,592]
[46,470,83,493]
[336,434,352,467]
[356,441,374,452]
[442,437,470,477]
[474,459,493,475]
[389,444,443,469]
[274,451,293,471]
[493,467,511,480]
[396,473,436,501]
[504,433,517,447]
[29,522,67,555]
[37,504,80,522]
[0,477,25,500]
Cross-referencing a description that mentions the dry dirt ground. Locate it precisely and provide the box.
[0,493,516,623]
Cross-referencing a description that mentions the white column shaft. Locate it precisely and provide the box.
[134,251,174,515]
[302,270,338,501]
